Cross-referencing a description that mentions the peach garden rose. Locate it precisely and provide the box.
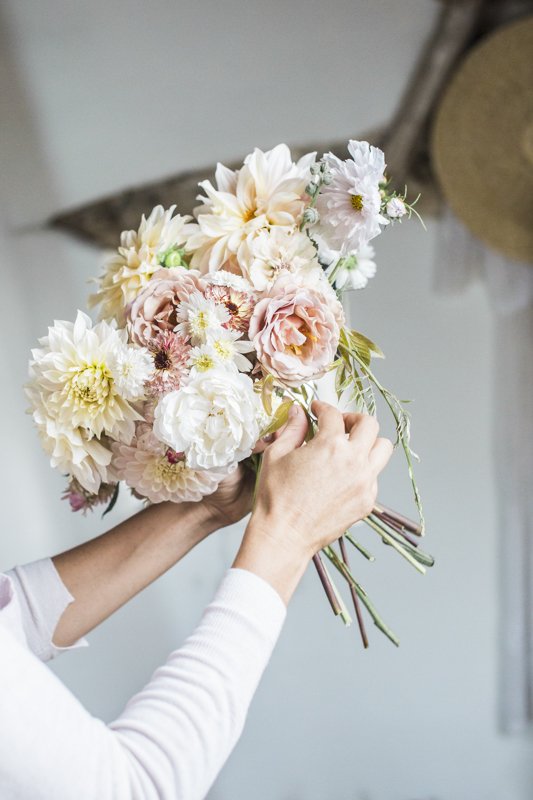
[249,274,344,386]
[128,266,206,345]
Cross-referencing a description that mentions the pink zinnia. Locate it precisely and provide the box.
[146,331,190,396]
[205,284,255,333]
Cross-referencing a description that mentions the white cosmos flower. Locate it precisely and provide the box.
[187,144,316,274]
[112,428,235,503]
[208,330,255,372]
[89,206,198,323]
[315,140,389,253]
[326,243,377,291]
[26,312,152,492]
[153,369,261,469]
[239,227,322,291]
[175,292,230,344]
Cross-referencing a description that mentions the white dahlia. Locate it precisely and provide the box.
[239,227,322,291]
[315,140,389,253]
[112,428,234,503]
[26,312,152,491]
[187,144,316,274]
[153,368,260,469]
[89,205,198,323]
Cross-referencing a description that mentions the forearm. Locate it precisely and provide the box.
[52,500,218,647]
[233,515,311,606]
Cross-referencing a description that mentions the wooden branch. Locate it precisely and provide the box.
[49,137,361,248]
[381,0,486,188]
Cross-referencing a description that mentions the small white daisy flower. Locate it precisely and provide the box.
[175,292,230,344]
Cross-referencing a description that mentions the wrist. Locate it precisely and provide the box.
[232,514,312,606]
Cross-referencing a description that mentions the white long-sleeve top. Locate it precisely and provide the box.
[0,558,286,800]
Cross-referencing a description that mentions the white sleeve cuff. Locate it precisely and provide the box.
[6,557,88,662]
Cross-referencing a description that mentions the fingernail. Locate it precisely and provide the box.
[263,433,274,443]
[289,403,300,418]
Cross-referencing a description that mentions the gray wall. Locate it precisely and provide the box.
[1,2,531,798]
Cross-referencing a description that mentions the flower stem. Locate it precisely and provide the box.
[363,516,426,574]
[339,536,368,648]
[312,553,342,616]
[345,532,375,561]
[322,545,399,647]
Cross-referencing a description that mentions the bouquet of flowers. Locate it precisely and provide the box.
[27,140,433,646]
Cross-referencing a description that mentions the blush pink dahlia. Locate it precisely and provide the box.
[249,274,344,386]
[112,428,233,503]
[128,266,206,345]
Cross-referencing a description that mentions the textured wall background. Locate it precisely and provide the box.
[1,2,531,798]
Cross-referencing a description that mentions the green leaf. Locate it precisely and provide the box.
[348,329,385,361]
[259,399,293,438]
[102,483,120,518]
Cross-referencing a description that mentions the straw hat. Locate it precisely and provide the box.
[431,15,533,264]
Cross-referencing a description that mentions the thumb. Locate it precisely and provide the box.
[269,404,308,458]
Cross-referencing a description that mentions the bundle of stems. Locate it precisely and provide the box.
[313,503,434,647]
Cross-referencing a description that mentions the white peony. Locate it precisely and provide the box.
[239,227,322,291]
[175,292,230,345]
[26,311,152,492]
[89,205,198,323]
[187,144,316,274]
[112,428,234,503]
[315,140,389,254]
[153,368,260,469]
[326,243,377,291]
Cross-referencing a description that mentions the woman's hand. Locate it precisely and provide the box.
[233,400,393,604]
[201,464,256,529]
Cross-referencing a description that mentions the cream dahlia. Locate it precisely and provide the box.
[315,140,389,253]
[112,428,233,503]
[89,206,198,323]
[26,312,150,468]
[153,369,260,469]
[187,144,316,274]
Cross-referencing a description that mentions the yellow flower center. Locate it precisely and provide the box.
[350,194,364,212]
[242,207,256,223]
[155,457,185,482]
[68,364,113,411]
[213,340,233,360]
[287,325,317,356]
[192,353,215,372]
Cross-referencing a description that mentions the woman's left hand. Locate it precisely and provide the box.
[201,464,256,528]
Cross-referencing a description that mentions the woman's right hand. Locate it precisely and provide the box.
[233,400,393,604]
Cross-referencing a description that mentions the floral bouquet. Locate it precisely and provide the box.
[27,140,433,647]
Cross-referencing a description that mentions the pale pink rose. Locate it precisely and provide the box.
[128,267,206,345]
[249,274,344,386]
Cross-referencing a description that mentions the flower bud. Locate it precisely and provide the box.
[303,207,320,225]
[386,198,407,219]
